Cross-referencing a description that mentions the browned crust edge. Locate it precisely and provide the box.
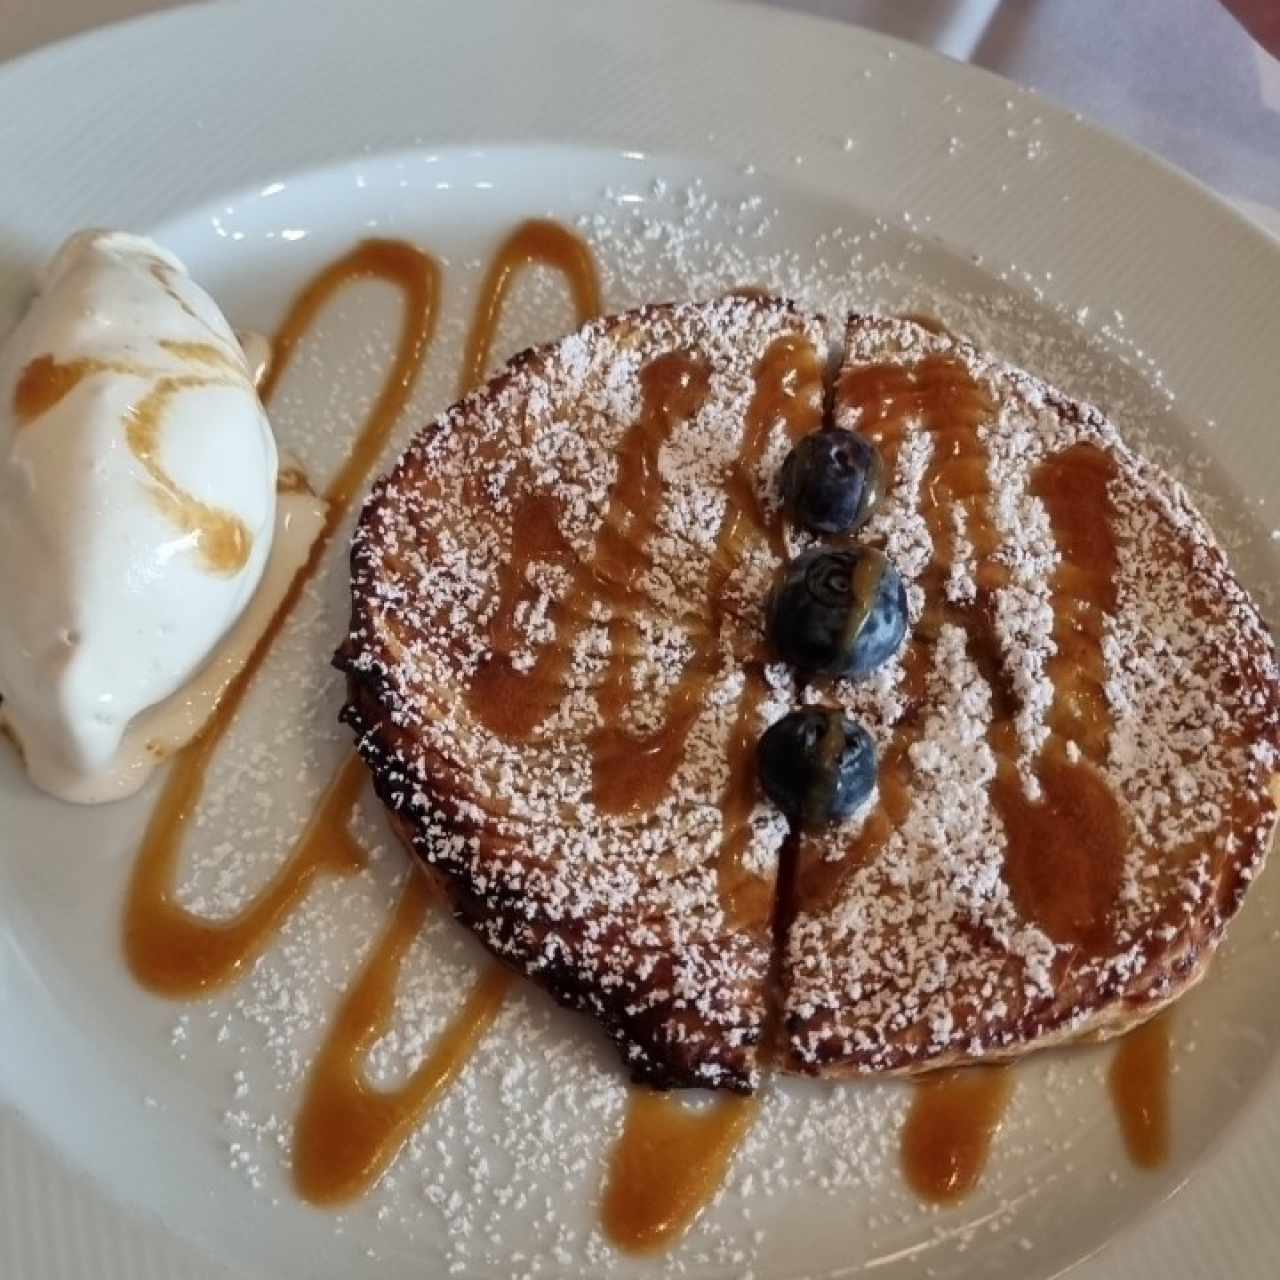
[334,305,1280,1090]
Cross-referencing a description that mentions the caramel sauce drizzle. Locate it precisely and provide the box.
[290,231,602,1206]
[827,361,1020,1203]
[126,375,255,574]
[122,229,614,1210]
[584,354,716,813]
[1107,1014,1171,1168]
[831,357,1126,950]
[715,336,825,924]
[14,352,96,424]
[467,334,823,842]
[14,352,252,574]
[459,219,603,395]
[126,749,369,996]
[464,353,710,753]
[465,325,825,1245]
[150,260,238,349]
[810,353,1134,1200]
[602,1090,760,1253]
[293,875,515,1204]
[104,225,1170,1240]
[999,443,1127,948]
[457,221,626,751]
[715,669,772,925]
[124,239,440,996]
[796,358,996,904]
[901,1067,1013,1203]
[157,338,240,371]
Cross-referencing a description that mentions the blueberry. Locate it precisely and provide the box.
[768,546,908,679]
[779,429,885,536]
[756,707,877,825]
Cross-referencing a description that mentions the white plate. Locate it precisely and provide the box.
[2,2,1279,1277]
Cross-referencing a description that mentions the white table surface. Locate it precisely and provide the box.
[1,3,1276,1278]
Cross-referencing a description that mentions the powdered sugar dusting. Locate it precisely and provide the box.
[339,298,830,1093]
[136,175,1280,1277]
[784,315,1278,1075]
[788,621,1058,1068]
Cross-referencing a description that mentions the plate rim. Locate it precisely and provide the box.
[1,2,1279,1278]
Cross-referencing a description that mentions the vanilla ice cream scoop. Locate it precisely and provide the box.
[0,230,279,801]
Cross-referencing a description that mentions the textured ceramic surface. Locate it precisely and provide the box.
[1,2,1278,1277]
